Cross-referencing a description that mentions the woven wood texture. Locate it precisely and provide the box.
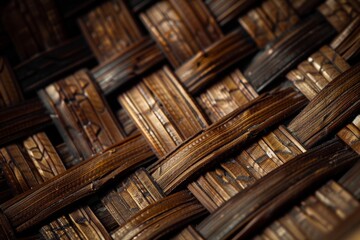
[0,0,360,239]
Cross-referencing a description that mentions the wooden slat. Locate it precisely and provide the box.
[140,0,223,68]
[288,63,360,147]
[244,14,335,91]
[111,191,207,240]
[150,88,307,194]
[1,134,154,232]
[239,0,300,48]
[39,70,125,160]
[92,37,164,94]
[0,57,23,108]
[195,140,359,240]
[119,66,208,157]
[79,0,143,61]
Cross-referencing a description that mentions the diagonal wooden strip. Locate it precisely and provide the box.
[195,140,359,240]
[150,88,307,194]
[175,28,257,93]
[244,14,335,92]
[111,191,207,240]
[92,37,164,94]
[0,133,154,232]
[0,99,52,147]
[288,63,360,147]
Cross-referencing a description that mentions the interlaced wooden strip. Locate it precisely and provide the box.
[188,126,306,211]
[119,66,209,157]
[111,191,207,240]
[252,162,360,240]
[239,0,300,48]
[150,89,306,194]
[288,63,360,147]
[140,0,223,68]
[1,134,154,232]
[196,69,258,123]
[244,14,335,91]
[1,0,67,60]
[101,169,165,226]
[175,28,257,93]
[14,37,95,94]
[194,140,359,240]
[39,70,125,160]
[0,58,23,108]
[287,43,360,154]
[205,0,258,26]
[330,16,360,61]
[287,45,350,100]
[254,181,359,239]
[78,0,143,62]
[92,37,164,94]
[0,99,52,146]
[318,0,360,32]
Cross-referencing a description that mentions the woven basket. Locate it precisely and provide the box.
[0,0,360,239]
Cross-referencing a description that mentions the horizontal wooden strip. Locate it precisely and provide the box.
[244,13,335,92]
[0,99,51,147]
[196,140,359,240]
[176,28,257,93]
[0,134,155,232]
[205,0,258,26]
[288,63,360,147]
[150,88,307,194]
[15,37,95,94]
[111,191,207,240]
[92,37,164,94]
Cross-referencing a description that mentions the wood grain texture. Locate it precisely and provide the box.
[239,0,300,48]
[288,63,360,147]
[205,0,258,26]
[101,168,165,226]
[92,37,164,94]
[0,57,23,108]
[175,28,257,93]
[0,99,51,147]
[319,0,360,32]
[1,0,67,60]
[245,180,359,239]
[79,0,143,61]
[244,14,336,91]
[197,69,258,123]
[140,0,223,68]
[15,36,95,94]
[1,134,154,232]
[189,126,306,212]
[339,162,360,199]
[330,16,360,61]
[286,43,360,154]
[1,132,110,240]
[287,45,350,100]
[150,88,307,194]
[119,66,209,157]
[39,70,125,160]
[195,140,359,240]
[111,191,207,240]
[253,166,360,240]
